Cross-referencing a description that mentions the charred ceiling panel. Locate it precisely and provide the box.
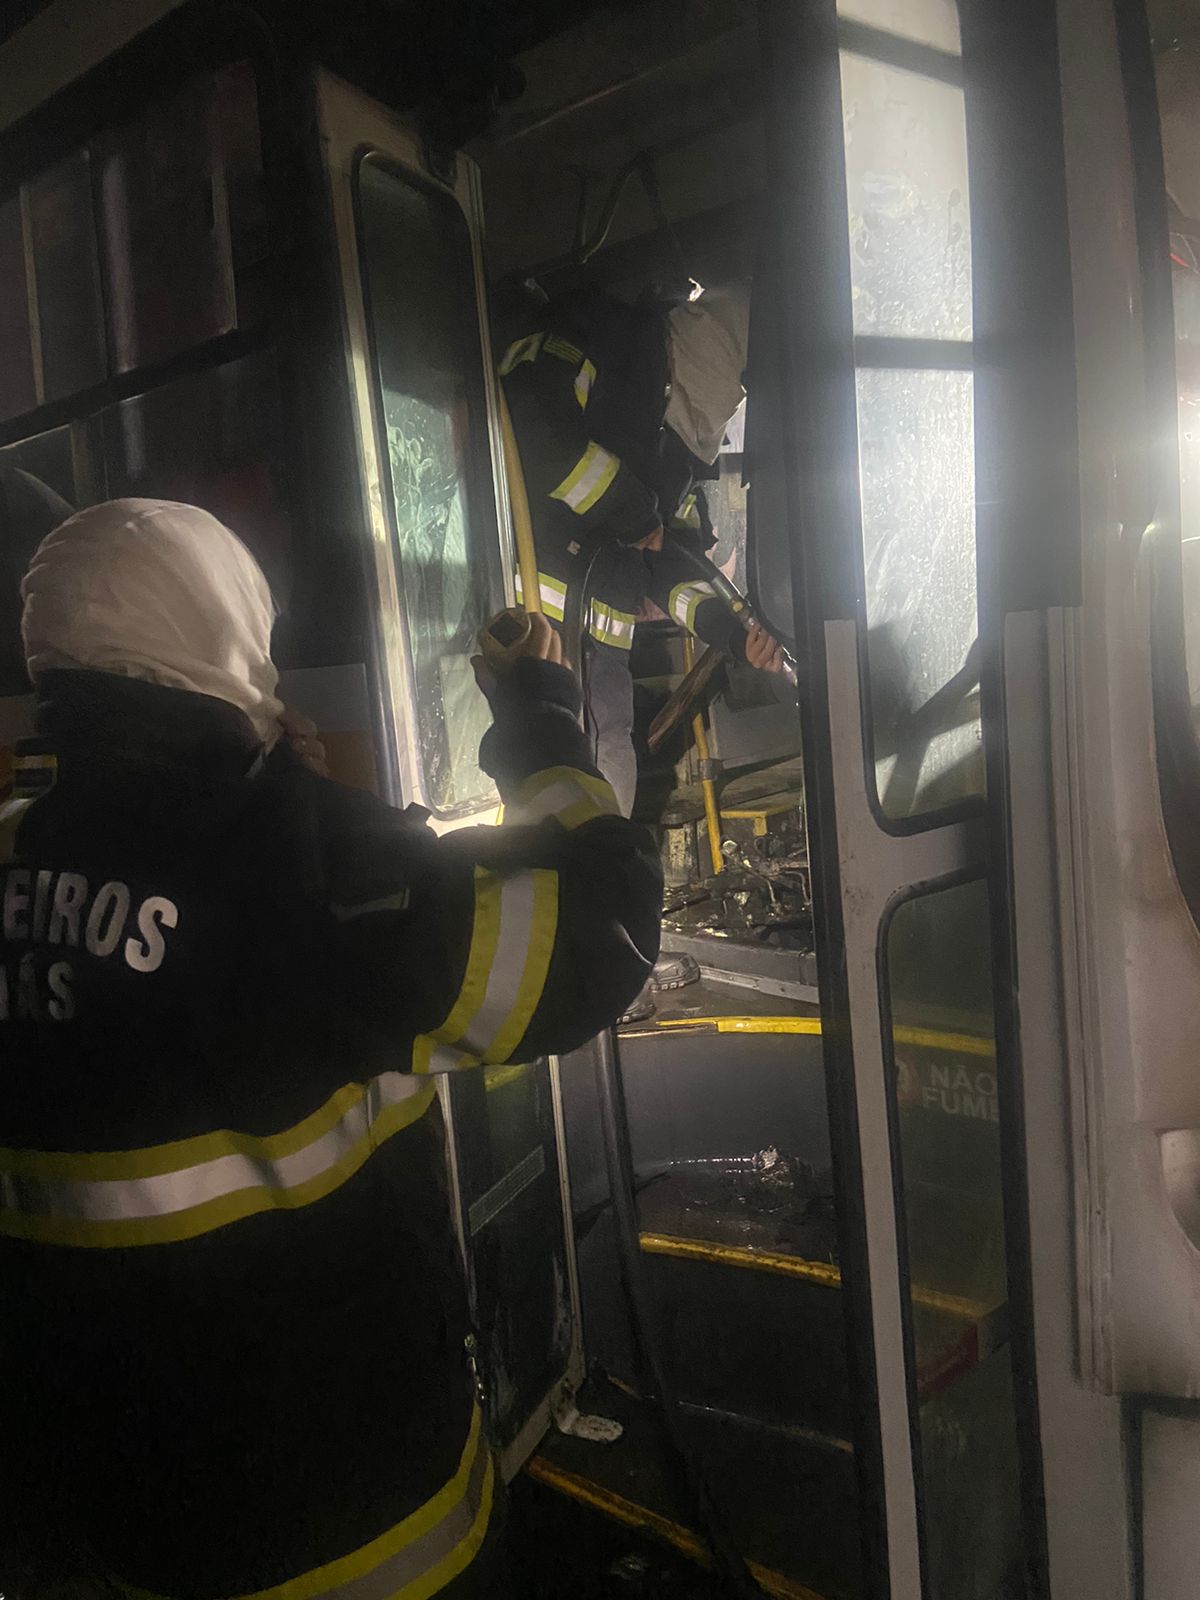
[472,0,763,294]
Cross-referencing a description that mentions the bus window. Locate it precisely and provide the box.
[840,33,981,820]
[0,62,266,428]
[25,149,108,405]
[355,154,502,819]
[0,197,36,423]
[96,71,244,374]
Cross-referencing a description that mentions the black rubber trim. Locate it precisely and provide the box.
[0,327,275,451]
[1123,1398,1145,1600]
[959,0,1078,1590]
[758,3,893,1594]
[836,18,963,85]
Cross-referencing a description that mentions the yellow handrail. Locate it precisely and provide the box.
[683,633,724,875]
[498,387,542,614]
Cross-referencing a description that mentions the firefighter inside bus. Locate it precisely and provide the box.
[500,281,789,1006]
[0,499,661,1599]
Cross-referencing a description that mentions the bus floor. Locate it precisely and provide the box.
[547,984,851,1600]
[505,1466,734,1599]
[547,972,1014,1600]
[507,1373,839,1600]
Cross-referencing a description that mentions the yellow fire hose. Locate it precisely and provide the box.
[683,634,724,877]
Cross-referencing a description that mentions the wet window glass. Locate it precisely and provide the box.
[356,155,502,818]
[841,55,971,342]
[837,11,981,821]
[885,876,1025,1600]
[856,367,981,815]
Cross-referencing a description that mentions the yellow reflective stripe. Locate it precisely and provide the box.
[413,867,559,1073]
[667,579,717,633]
[588,598,637,649]
[514,570,567,623]
[674,493,700,529]
[574,358,597,409]
[402,1456,494,1600]
[251,1407,485,1600]
[116,1407,493,1600]
[413,866,503,1072]
[0,1075,399,1183]
[481,868,558,1065]
[574,449,619,514]
[498,333,544,375]
[0,1082,437,1249]
[485,1061,536,1094]
[512,572,632,641]
[545,336,583,365]
[551,441,620,515]
[507,765,620,831]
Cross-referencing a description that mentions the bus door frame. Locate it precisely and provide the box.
[758,0,1091,1592]
[316,68,585,1479]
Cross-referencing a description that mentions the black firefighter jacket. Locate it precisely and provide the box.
[0,661,661,1600]
[499,295,750,658]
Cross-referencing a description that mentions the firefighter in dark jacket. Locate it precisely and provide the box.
[0,498,661,1600]
[500,284,787,817]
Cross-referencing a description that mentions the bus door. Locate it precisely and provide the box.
[756,3,1045,1594]
[316,70,584,1478]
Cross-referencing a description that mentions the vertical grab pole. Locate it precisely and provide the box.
[499,388,542,615]
[682,633,726,876]
[497,342,760,1599]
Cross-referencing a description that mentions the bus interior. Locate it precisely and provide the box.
[5,0,1200,1596]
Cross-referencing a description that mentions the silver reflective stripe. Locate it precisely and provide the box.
[574,359,596,409]
[427,872,537,1073]
[0,1072,431,1226]
[552,442,619,514]
[508,768,619,830]
[514,570,568,622]
[588,601,636,648]
[669,580,717,632]
[299,1431,491,1600]
[498,333,543,375]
